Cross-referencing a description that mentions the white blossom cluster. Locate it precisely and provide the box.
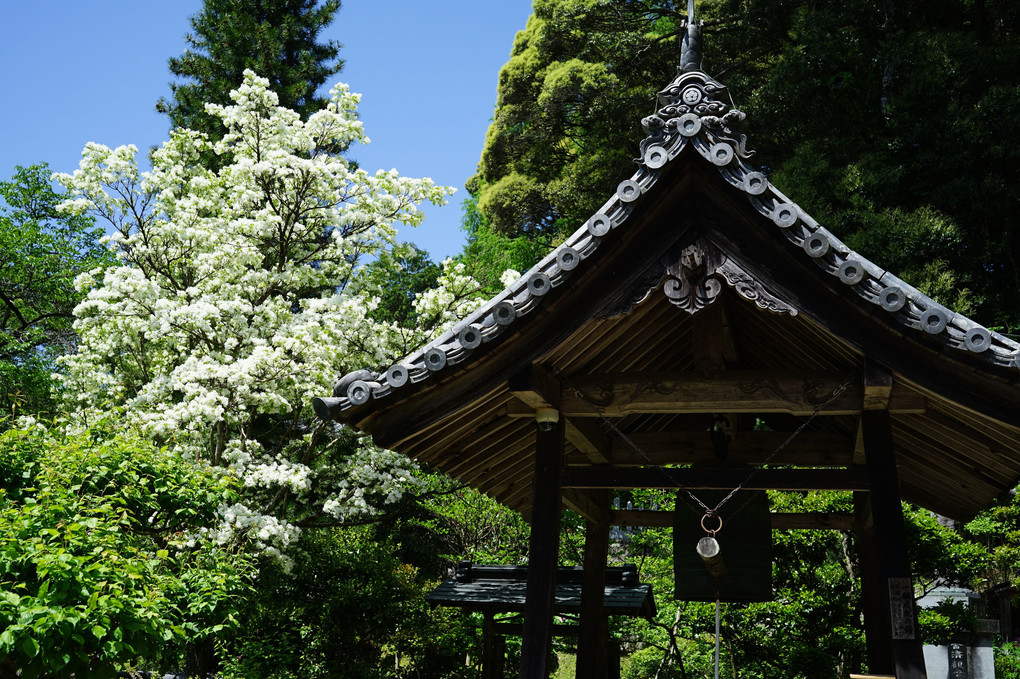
[320,438,420,520]
[210,501,303,572]
[53,72,481,561]
[412,258,489,336]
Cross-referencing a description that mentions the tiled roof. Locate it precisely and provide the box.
[317,67,1020,418]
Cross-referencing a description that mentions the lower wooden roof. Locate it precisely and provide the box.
[426,564,656,618]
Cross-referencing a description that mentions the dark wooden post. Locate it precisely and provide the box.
[520,414,565,679]
[577,490,611,678]
[854,491,894,672]
[482,611,499,679]
[860,408,928,679]
[608,639,622,679]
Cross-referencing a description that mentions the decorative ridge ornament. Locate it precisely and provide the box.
[681,0,703,73]
[314,52,1020,420]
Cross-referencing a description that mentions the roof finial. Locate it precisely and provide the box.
[681,0,702,73]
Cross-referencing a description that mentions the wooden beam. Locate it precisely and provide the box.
[562,466,869,491]
[863,363,893,411]
[609,510,855,530]
[507,371,926,417]
[855,361,895,465]
[692,297,728,372]
[578,491,610,679]
[509,363,562,410]
[520,417,565,679]
[770,512,856,531]
[564,418,611,464]
[564,430,853,467]
[562,489,607,523]
[496,623,581,637]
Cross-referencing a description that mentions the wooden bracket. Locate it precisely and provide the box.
[855,360,894,464]
[509,363,610,464]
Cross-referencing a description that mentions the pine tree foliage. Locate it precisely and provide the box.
[156,0,344,141]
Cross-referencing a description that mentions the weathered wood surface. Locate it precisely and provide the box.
[507,371,926,417]
[610,509,855,531]
[426,565,654,617]
[561,489,607,523]
[481,612,500,679]
[861,407,928,678]
[427,580,655,616]
[564,430,853,467]
[562,466,869,491]
[520,419,564,679]
[855,492,893,678]
[577,493,611,678]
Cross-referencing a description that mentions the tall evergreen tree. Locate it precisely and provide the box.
[471,0,1020,328]
[156,0,344,140]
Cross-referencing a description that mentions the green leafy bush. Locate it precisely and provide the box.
[997,641,1020,679]
[0,419,252,677]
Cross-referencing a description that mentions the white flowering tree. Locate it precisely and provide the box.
[55,72,484,563]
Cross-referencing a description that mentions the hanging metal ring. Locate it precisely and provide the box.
[701,511,723,535]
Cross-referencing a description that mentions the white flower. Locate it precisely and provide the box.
[499,269,521,287]
[52,71,477,562]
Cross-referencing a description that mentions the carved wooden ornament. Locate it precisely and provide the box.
[665,241,795,316]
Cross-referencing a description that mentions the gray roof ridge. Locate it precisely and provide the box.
[316,67,1020,418]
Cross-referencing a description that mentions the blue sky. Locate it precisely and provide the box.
[0,1,535,260]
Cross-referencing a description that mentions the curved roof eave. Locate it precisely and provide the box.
[316,67,1020,421]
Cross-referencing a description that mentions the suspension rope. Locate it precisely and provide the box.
[714,594,721,679]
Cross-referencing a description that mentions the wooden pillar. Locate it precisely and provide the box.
[855,491,894,673]
[520,414,565,679]
[495,634,506,677]
[860,408,927,679]
[608,639,621,679]
[482,611,499,679]
[577,490,611,679]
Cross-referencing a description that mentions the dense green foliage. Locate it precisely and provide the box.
[4,1,1020,675]
[458,194,550,295]
[0,165,112,416]
[472,0,1020,328]
[156,0,343,142]
[220,526,475,679]
[469,0,678,240]
[0,418,252,677]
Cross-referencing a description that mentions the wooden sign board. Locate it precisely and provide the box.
[888,577,916,640]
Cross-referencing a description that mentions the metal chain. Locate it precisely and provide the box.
[707,366,860,515]
[563,381,711,513]
[563,363,862,519]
